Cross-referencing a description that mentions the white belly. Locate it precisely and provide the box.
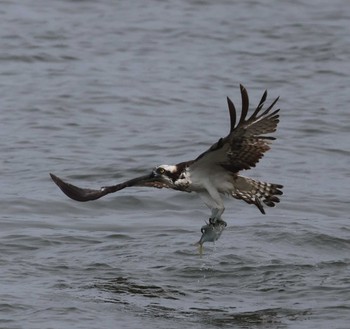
[189,166,234,194]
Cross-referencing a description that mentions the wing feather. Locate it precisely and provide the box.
[191,85,280,173]
[50,173,170,202]
[226,97,236,133]
[238,84,249,125]
[250,89,267,120]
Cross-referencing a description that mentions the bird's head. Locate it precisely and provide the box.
[131,162,190,190]
[121,164,188,190]
[148,165,178,188]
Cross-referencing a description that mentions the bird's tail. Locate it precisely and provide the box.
[231,175,283,214]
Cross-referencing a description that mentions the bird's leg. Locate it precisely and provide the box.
[209,207,225,225]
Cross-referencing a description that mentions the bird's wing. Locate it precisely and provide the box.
[190,85,280,173]
[50,173,171,202]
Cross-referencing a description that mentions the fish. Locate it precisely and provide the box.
[195,219,227,255]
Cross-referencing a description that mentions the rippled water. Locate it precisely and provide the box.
[1,0,350,328]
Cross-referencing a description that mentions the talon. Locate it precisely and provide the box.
[217,219,227,227]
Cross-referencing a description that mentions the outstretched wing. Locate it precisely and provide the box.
[190,84,280,173]
[50,173,171,202]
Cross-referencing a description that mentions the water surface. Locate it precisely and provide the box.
[1,0,350,328]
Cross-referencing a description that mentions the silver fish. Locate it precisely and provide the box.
[195,219,227,255]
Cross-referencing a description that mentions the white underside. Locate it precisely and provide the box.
[186,165,235,219]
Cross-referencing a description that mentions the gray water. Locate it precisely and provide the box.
[1,0,350,328]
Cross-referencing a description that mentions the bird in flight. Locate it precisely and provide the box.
[50,85,283,252]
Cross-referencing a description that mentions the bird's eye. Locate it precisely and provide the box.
[157,168,165,174]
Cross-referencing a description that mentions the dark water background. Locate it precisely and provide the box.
[1,0,350,328]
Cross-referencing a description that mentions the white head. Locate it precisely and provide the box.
[149,163,190,190]
[155,165,177,173]
[149,164,178,187]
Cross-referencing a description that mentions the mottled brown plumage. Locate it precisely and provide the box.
[194,85,280,173]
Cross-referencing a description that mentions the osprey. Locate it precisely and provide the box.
[50,85,283,249]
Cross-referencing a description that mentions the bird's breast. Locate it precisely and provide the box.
[187,167,234,193]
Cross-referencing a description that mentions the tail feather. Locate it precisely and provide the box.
[232,176,283,214]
